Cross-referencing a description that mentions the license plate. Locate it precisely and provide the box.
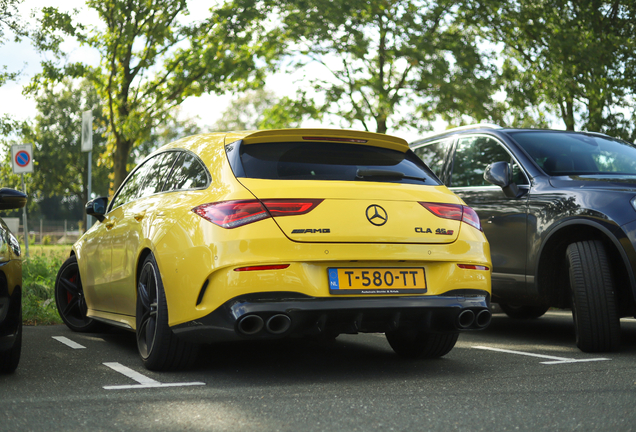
[328,267,427,295]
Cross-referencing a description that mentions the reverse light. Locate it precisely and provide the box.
[419,202,482,231]
[457,264,490,271]
[193,199,323,229]
[234,264,290,272]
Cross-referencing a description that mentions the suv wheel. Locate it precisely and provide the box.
[566,240,620,352]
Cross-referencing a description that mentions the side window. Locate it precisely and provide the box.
[412,138,451,179]
[162,152,208,191]
[451,136,527,187]
[110,160,153,210]
[135,152,179,199]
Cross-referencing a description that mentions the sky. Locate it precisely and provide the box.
[0,0,443,144]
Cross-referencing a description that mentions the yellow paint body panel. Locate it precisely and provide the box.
[72,129,491,330]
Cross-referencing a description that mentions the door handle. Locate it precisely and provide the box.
[105,221,115,230]
[133,211,146,222]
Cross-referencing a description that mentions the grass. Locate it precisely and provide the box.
[21,245,72,325]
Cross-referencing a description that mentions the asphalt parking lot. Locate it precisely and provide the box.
[2,310,636,431]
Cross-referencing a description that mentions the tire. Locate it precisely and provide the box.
[136,254,198,371]
[55,255,104,332]
[0,309,21,374]
[566,240,620,352]
[499,303,549,320]
[386,328,458,359]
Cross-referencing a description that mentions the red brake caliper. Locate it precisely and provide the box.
[68,274,76,303]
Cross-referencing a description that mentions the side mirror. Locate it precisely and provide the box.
[0,188,27,210]
[86,197,108,222]
[484,161,520,198]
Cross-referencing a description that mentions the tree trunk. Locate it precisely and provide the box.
[113,138,134,192]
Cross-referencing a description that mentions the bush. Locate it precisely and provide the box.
[22,252,65,325]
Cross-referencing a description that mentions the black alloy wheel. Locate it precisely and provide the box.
[566,240,620,352]
[136,254,198,371]
[55,255,103,332]
[385,328,458,359]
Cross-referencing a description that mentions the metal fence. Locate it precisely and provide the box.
[5,218,84,245]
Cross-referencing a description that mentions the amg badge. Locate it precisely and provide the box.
[292,228,331,234]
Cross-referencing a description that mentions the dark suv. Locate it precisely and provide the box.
[411,125,636,353]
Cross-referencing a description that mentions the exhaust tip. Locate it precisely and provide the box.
[457,309,475,329]
[266,314,291,334]
[475,309,492,328]
[238,315,264,335]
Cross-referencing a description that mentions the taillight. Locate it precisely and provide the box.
[419,202,482,231]
[261,199,323,216]
[193,200,269,228]
[193,199,323,229]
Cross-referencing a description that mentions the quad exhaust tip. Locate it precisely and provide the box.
[457,309,475,329]
[266,314,292,334]
[237,315,264,335]
[475,309,492,328]
[237,314,292,335]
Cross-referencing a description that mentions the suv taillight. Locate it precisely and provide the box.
[419,202,482,231]
[193,199,323,229]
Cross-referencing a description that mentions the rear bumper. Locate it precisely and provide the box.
[171,290,491,344]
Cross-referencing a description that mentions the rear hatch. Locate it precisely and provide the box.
[226,130,463,244]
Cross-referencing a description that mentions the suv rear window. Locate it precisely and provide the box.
[236,141,440,185]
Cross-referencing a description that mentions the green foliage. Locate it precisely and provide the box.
[272,0,499,134]
[21,251,66,325]
[213,88,313,131]
[478,1,636,139]
[30,0,282,190]
[23,78,109,204]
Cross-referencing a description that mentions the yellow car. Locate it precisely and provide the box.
[55,129,491,371]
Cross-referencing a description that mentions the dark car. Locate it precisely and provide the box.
[0,188,27,373]
[411,125,636,353]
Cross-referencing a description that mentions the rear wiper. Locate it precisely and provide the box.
[356,169,426,182]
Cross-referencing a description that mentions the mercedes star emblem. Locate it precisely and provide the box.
[366,204,388,226]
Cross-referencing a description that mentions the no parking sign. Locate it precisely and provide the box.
[11,144,33,174]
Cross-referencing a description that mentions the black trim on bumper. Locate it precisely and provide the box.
[172,290,491,344]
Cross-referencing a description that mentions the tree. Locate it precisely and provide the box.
[30,0,281,190]
[213,88,312,131]
[271,0,499,134]
[0,0,24,135]
[24,78,109,210]
[478,1,636,139]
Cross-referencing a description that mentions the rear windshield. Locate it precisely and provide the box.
[510,131,636,176]
[237,141,440,185]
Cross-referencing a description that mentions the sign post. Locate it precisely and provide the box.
[81,111,93,229]
[11,144,33,258]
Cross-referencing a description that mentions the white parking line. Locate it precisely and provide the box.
[52,336,86,349]
[473,346,611,365]
[102,362,206,390]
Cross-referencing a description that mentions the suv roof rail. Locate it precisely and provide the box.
[410,123,502,145]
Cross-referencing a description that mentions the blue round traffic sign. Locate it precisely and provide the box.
[15,150,30,167]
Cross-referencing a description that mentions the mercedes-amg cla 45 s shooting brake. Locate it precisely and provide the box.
[55,129,492,370]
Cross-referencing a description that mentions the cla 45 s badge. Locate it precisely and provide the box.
[415,227,454,235]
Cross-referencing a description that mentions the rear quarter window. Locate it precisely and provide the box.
[236,142,441,185]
